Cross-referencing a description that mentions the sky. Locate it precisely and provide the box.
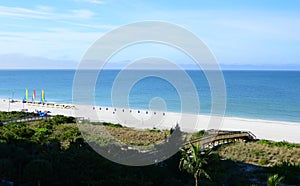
[0,0,300,69]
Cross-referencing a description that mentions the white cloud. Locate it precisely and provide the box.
[215,17,300,41]
[69,9,96,19]
[72,0,106,5]
[86,0,106,4]
[0,5,96,20]
[61,21,115,30]
[0,6,48,19]
[0,30,104,60]
[36,5,55,12]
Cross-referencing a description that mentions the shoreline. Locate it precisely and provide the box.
[2,94,299,124]
[1,98,300,143]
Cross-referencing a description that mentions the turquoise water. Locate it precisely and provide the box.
[0,70,299,123]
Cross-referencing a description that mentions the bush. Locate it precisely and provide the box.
[102,122,123,128]
[17,127,35,138]
[53,124,82,142]
[147,129,161,133]
[269,161,300,184]
[34,128,52,139]
[37,120,53,129]
[0,111,38,121]
[191,130,205,139]
[258,140,300,149]
[51,115,76,125]
[4,122,35,139]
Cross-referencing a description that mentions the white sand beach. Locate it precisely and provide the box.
[1,98,300,143]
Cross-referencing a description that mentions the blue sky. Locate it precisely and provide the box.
[0,0,300,69]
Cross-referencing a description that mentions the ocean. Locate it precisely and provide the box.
[0,70,299,123]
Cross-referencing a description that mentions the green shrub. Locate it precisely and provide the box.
[191,130,205,139]
[34,128,52,136]
[4,122,35,138]
[37,120,53,129]
[102,122,123,128]
[32,127,53,143]
[53,124,81,142]
[269,162,300,184]
[0,111,38,121]
[147,129,161,133]
[267,174,284,186]
[258,140,300,149]
[51,115,76,125]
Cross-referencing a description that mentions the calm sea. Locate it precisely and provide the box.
[0,70,299,123]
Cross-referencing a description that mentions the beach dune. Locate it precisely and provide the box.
[1,98,300,143]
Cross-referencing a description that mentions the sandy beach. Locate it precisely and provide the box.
[1,98,300,143]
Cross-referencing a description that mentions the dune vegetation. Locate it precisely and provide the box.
[0,111,299,185]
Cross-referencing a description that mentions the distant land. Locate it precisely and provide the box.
[0,53,299,70]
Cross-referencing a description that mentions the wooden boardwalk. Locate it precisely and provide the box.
[186,129,256,149]
[1,116,86,125]
[1,116,257,150]
[0,116,52,125]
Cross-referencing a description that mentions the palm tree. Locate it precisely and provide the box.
[179,143,212,186]
[267,174,284,186]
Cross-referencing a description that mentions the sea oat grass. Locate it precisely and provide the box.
[218,141,300,166]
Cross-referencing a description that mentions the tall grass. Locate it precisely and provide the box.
[258,139,300,149]
[218,141,300,166]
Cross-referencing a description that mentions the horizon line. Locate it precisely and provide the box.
[0,68,300,71]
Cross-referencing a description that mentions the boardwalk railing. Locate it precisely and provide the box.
[1,116,52,125]
[1,116,87,125]
[186,129,256,149]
